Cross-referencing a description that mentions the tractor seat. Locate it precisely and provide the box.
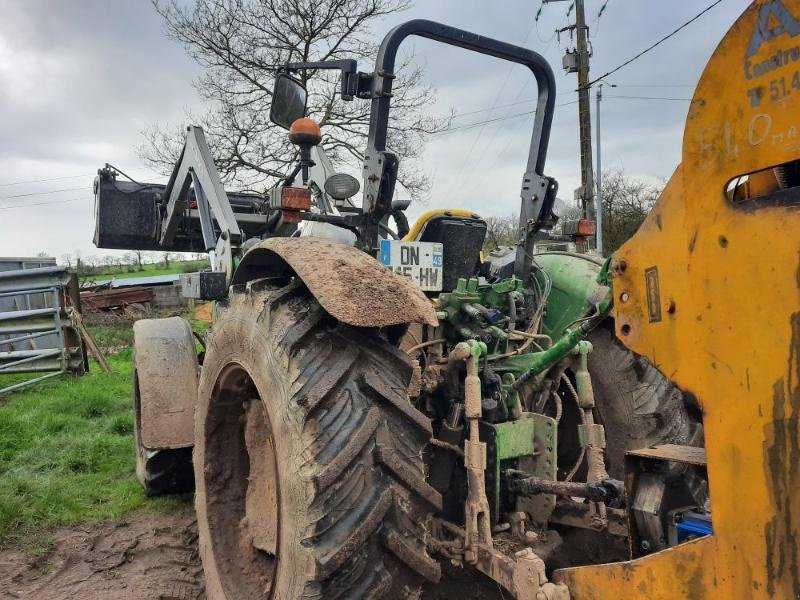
[405,209,486,292]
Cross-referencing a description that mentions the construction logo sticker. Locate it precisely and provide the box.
[743,0,800,108]
[746,0,800,59]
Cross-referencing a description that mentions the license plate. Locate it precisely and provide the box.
[379,239,443,291]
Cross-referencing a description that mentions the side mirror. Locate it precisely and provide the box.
[270,73,307,130]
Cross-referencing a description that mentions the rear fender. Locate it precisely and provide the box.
[133,317,198,449]
[231,237,438,328]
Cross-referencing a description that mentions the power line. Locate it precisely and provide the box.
[481,1,578,181]
[474,0,573,191]
[604,94,693,101]
[0,186,88,201]
[433,92,693,138]
[596,0,610,20]
[611,83,695,88]
[0,197,85,211]
[451,88,579,119]
[433,99,580,137]
[585,0,724,89]
[453,98,537,119]
[534,2,557,44]
[455,8,575,196]
[0,174,92,188]
[451,21,538,196]
[591,0,610,35]
[433,110,537,137]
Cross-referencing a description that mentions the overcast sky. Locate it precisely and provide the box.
[0,0,752,260]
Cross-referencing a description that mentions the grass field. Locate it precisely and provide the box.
[0,326,189,554]
[81,259,207,283]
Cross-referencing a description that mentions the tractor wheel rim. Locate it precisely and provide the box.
[204,363,280,598]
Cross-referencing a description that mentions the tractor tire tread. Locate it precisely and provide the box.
[197,282,438,599]
[587,320,703,478]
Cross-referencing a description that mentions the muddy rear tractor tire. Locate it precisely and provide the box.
[194,280,442,599]
[132,317,199,496]
[587,321,703,479]
[550,320,705,570]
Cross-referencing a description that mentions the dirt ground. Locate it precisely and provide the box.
[0,505,503,600]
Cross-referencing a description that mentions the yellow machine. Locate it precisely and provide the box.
[556,0,800,596]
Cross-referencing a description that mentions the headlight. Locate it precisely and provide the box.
[324,173,360,200]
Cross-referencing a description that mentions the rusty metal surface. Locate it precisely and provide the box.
[133,317,198,449]
[549,502,628,538]
[80,287,155,310]
[231,237,438,327]
[626,444,708,466]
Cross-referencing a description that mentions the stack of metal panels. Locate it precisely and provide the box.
[0,259,87,395]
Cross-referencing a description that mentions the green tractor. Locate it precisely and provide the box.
[94,19,702,599]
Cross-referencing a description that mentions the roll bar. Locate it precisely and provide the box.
[366,19,555,174]
[282,19,559,280]
[362,20,558,281]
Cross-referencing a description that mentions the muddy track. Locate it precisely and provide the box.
[0,505,502,599]
[0,505,203,600]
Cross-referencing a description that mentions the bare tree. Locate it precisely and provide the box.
[598,169,661,253]
[551,170,661,253]
[141,0,450,199]
[482,215,517,252]
[556,201,582,223]
[131,249,144,271]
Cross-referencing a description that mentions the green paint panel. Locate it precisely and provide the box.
[486,413,539,519]
[534,252,603,338]
[495,413,537,460]
[516,412,558,525]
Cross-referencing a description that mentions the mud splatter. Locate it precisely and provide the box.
[763,312,800,597]
[688,227,699,254]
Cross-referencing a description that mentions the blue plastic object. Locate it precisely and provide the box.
[675,511,713,542]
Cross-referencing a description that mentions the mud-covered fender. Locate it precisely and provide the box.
[132,316,198,449]
[231,237,438,328]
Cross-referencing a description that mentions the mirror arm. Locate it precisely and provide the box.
[283,59,368,101]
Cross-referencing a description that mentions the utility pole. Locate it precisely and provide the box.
[543,0,596,222]
[595,83,603,254]
[574,0,595,222]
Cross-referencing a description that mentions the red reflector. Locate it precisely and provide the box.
[576,219,596,235]
[281,210,303,223]
[281,187,312,210]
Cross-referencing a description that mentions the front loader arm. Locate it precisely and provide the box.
[160,126,242,277]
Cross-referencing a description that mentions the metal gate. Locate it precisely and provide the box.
[0,264,86,395]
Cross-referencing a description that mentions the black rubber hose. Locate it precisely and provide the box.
[392,209,410,239]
